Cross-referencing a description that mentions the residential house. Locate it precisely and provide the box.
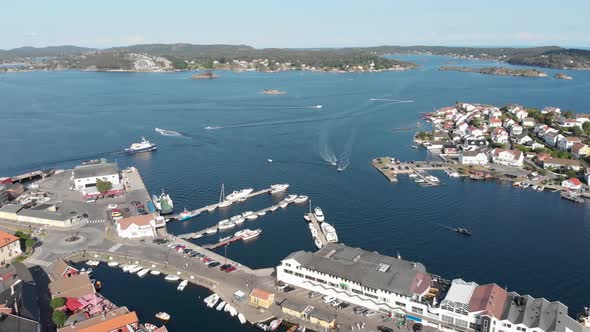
[562,178,582,190]
[576,114,590,123]
[57,306,139,332]
[542,106,561,114]
[432,131,450,141]
[490,109,503,118]
[506,104,524,114]
[543,132,563,147]
[0,262,40,332]
[510,124,523,136]
[491,128,509,144]
[534,123,549,135]
[466,126,483,137]
[456,122,468,134]
[49,259,79,281]
[488,117,502,128]
[503,118,516,129]
[525,141,545,151]
[443,144,459,154]
[558,136,582,151]
[543,158,582,171]
[0,231,21,266]
[514,133,532,145]
[491,149,524,167]
[572,143,590,159]
[463,138,488,150]
[116,214,165,239]
[521,117,536,127]
[558,117,582,129]
[515,109,528,121]
[460,150,489,165]
[249,288,274,309]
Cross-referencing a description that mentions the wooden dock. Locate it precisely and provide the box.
[203,235,244,249]
[306,213,328,246]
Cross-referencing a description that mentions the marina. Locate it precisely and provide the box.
[372,157,446,186]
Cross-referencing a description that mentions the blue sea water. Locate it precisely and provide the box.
[1,55,590,331]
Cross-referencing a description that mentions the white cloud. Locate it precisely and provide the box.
[126,34,145,45]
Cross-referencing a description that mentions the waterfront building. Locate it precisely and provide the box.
[50,259,80,280]
[249,288,274,309]
[277,244,585,332]
[0,230,22,265]
[57,306,139,332]
[562,178,583,190]
[73,163,124,198]
[0,262,40,332]
[49,273,95,299]
[491,149,524,168]
[116,214,165,239]
[572,144,590,159]
[281,300,336,329]
[0,203,77,227]
[460,150,489,165]
[558,137,582,152]
[543,158,582,172]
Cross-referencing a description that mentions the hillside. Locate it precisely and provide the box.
[507,48,590,70]
[0,45,94,59]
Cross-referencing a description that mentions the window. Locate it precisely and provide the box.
[395,301,406,308]
[284,269,293,274]
[285,263,291,267]
[294,272,303,278]
[352,288,363,295]
[441,315,454,324]
[329,282,337,287]
[411,307,423,315]
[304,275,316,281]
[365,293,378,299]
[455,318,468,328]
[317,279,326,284]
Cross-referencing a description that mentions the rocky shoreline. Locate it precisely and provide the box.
[439,66,548,77]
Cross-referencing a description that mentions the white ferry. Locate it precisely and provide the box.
[125,137,157,154]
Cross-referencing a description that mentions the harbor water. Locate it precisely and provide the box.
[1,55,590,330]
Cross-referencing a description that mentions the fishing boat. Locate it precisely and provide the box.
[125,137,157,154]
[269,318,283,331]
[85,260,100,266]
[294,195,308,204]
[137,268,150,277]
[165,275,180,281]
[321,222,338,243]
[150,270,161,275]
[238,313,247,324]
[455,227,472,236]
[225,188,254,201]
[107,261,119,267]
[216,301,226,311]
[242,229,262,240]
[270,183,289,194]
[178,208,198,221]
[152,190,174,215]
[177,280,189,291]
[313,207,325,222]
[218,184,232,208]
[155,312,170,321]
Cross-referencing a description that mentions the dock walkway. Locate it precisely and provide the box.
[372,157,446,185]
[306,213,328,246]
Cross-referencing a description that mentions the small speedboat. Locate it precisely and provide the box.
[145,323,158,331]
[455,227,472,236]
[122,265,135,272]
[270,183,289,194]
[246,213,258,220]
[150,270,161,275]
[255,323,270,331]
[270,205,279,212]
[267,159,273,163]
[257,210,267,216]
[285,194,298,203]
[129,266,143,274]
[269,318,283,331]
[207,294,220,308]
[279,201,289,208]
[155,312,170,321]
[238,313,247,324]
[177,280,188,291]
[86,260,100,266]
[165,275,180,281]
[293,195,308,204]
[206,228,218,234]
[107,261,119,267]
[313,207,325,222]
[216,301,226,311]
[137,268,150,277]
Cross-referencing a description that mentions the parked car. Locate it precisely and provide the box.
[378,326,394,332]
[283,286,295,293]
[336,302,349,309]
[323,296,336,304]
[225,266,236,273]
[208,262,220,268]
[364,310,377,317]
[220,264,232,271]
[353,306,367,315]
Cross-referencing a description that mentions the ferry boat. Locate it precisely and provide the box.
[270,184,289,194]
[294,195,309,204]
[225,188,254,201]
[177,280,188,291]
[125,137,157,154]
[153,191,174,215]
[314,207,325,222]
[155,312,170,321]
[178,208,198,221]
[321,222,338,243]
[242,229,262,240]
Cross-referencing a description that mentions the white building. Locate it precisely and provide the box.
[116,214,165,239]
[557,136,582,151]
[491,149,524,167]
[562,178,582,190]
[73,163,120,191]
[0,230,22,266]
[460,150,489,165]
[510,125,523,136]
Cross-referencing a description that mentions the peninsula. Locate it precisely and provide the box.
[439,66,548,77]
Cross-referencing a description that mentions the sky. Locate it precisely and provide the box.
[1,0,589,49]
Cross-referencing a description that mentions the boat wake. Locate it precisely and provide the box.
[155,128,184,137]
[318,130,338,165]
[204,126,223,130]
[335,128,356,172]
[369,98,414,103]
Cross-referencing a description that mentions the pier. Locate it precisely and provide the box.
[306,212,328,246]
[372,157,446,185]
[203,235,244,249]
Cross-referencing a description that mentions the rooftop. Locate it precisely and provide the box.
[468,283,508,319]
[73,163,118,180]
[117,214,154,230]
[250,288,274,301]
[0,230,19,247]
[442,279,478,308]
[59,307,138,332]
[49,273,94,299]
[283,243,429,297]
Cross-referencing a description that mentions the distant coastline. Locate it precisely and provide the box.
[439,66,548,77]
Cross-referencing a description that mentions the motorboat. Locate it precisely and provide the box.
[267,159,273,163]
[125,137,157,154]
[218,184,232,207]
[242,229,262,241]
[218,220,236,230]
[246,213,258,220]
[155,312,170,321]
[122,264,136,272]
[425,175,440,183]
[150,270,161,275]
[321,222,338,243]
[207,294,220,308]
[219,235,232,242]
[293,195,308,204]
[206,227,218,234]
[178,208,197,221]
[225,188,254,201]
[269,318,283,331]
[279,201,289,208]
[234,217,245,225]
[129,266,143,274]
[191,233,204,239]
[313,207,325,222]
[107,261,118,267]
[207,205,217,212]
[257,210,267,216]
[137,268,150,277]
[269,205,279,212]
[270,183,289,194]
[86,260,100,266]
[227,305,237,317]
[414,178,425,183]
[216,301,226,311]
[144,323,158,331]
[80,268,92,275]
[455,227,472,236]
[177,280,189,291]
[303,215,310,221]
[238,313,247,324]
[165,275,180,281]
[285,194,297,203]
[409,173,418,178]
[255,323,270,331]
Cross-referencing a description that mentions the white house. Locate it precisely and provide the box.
[73,163,120,191]
[557,136,582,151]
[562,178,582,190]
[572,143,590,159]
[116,214,165,239]
[460,150,489,165]
[0,231,22,266]
[576,114,590,123]
[515,109,528,121]
[491,149,524,167]
[558,118,582,129]
[509,125,523,136]
[503,119,516,129]
[543,132,563,147]
[514,133,532,145]
[491,128,509,144]
[488,118,502,128]
[521,117,536,127]
[542,106,561,114]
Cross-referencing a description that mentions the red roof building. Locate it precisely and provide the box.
[468,284,508,318]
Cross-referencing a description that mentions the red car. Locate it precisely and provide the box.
[201,257,212,263]
[225,266,236,273]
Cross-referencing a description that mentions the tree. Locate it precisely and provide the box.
[96,179,112,194]
[571,126,583,137]
[565,170,577,178]
[52,310,67,327]
[562,111,574,119]
[50,298,66,309]
[25,238,36,251]
[583,122,590,135]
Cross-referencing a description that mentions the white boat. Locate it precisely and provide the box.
[234,229,249,237]
[425,175,440,183]
[270,205,279,212]
[219,235,232,242]
[532,185,538,191]
[152,190,174,215]
[228,305,237,317]
[234,217,245,225]
[267,159,273,163]
[242,229,262,240]
[279,201,289,208]
[192,233,204,239]
[137,268,150,277]
[303,215,310,221]
[206,228,218,234]
[270,183,289,194]
[257,210,267,216]
[129,266,143,274]
[314,236,323,249]
[293,195,308,204]
[269,318,283,331]
[246,213,258,220]
[448,171,461,178]
[238,313,247,324]
[225,188,254,201]
[177,280,189,291]
[537,186,545,191]
[155,312,170,321]
[107,261,118,267]
[207,205,217,212]
[312,105,323,109]
[242,211,254,217]
[314,207,325,222]
[165,275,180,281]
[150,270,161,275]
[321,222,339,243]
[144,323,158,331]
[85,260,100,266]
[285,194,297,202]
[207,294,220,308]
[218,184,232,208]
[125,137,157,154]
[122,264,135,272]
[81,268,92,275]
[409,173,418,178]
[414,178,425,183]
[216,301,226,311]
[218,220,236,230]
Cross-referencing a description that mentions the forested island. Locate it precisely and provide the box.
[439,66,548,77]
